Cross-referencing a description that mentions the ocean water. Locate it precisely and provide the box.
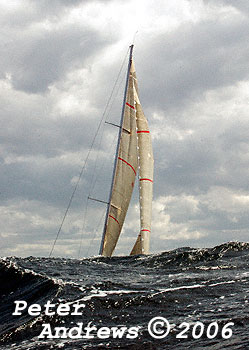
[0,241,249,350]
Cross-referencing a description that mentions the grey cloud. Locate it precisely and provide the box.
[3,28,107,93]
[31,0,114,12]
[1,0,114,28]
[0,0,116,94]
[0,107,99,157]
[1,159,75,205]
[138,16,249,114]
[153,137,220,196]
[203,0,249,15]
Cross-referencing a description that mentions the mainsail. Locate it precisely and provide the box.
[99,45,153,257]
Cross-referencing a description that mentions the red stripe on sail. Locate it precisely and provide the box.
[139,178,153,183]
[109,215,120,226]
[141,229,151,232]
[137,130,150,134]
[126,102,135,109]
[118,157,136,175]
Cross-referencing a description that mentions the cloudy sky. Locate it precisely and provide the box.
[1,0,249,258]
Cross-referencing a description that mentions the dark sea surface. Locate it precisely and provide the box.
[0,241,249,349]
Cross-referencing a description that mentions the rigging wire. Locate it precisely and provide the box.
[88,68,127,198]
[81,130,120,258]
[49,47,130,258]
[78,98,124,258]
[77,55,128,258]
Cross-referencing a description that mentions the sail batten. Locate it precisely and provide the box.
[100,47,153,257]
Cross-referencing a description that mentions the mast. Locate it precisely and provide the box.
[99,45,134,255]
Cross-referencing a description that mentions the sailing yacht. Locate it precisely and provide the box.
[99,45,154,257]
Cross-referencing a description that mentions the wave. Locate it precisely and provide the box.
[89,241,249,269]
[0,259,60,344]
[0,241,249,349]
